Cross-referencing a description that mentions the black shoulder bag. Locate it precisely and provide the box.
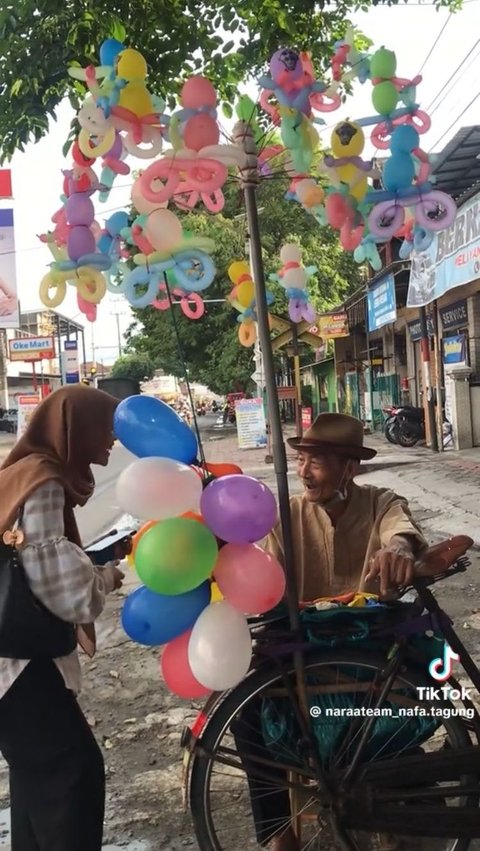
[0,511,77,659]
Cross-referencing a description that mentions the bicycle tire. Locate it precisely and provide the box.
[189,646,475,851]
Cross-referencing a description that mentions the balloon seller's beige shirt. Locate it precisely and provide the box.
[263,483,427,603]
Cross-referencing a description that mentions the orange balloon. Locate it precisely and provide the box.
[181,511,206,524]
[132,520,157,558]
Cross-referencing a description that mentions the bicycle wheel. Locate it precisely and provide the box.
[189,647,479,851]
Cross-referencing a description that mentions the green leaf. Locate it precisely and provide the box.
[111,19,127,42]
[222,102,233,118]
[10,79,22,97]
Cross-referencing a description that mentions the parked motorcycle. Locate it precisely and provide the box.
[382,405,425,447]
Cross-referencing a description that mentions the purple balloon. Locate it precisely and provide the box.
[66,193,95,227]
[68,226,96,261]
[108,132,123,159]
[200,475,278,544]
[269,48,302,84]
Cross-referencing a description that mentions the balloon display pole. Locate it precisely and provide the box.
[233,121,301,638]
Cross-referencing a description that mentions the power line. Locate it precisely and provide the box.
[428,88,480,152]
[426,39,480,117]
[418,12,452,74]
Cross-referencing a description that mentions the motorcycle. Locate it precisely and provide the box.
[382,405,425,447]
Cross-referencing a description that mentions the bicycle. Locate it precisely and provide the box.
[182,535,480,851]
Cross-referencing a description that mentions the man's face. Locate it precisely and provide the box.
[297,451,356,504]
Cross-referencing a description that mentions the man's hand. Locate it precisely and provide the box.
[365,538,415,596]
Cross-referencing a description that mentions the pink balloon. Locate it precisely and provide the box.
[160,630,211,699]
[144,209,183,252]
[183,114,219,151]
[214,544,286,615]
[181,76,217,108]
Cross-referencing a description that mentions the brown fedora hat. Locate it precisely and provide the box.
[287,413,376,461]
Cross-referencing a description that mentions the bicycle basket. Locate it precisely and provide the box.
[261,603,442,767]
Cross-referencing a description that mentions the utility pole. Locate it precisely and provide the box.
[419,306,438,452]
[233,119,301,637]
[0,330,9,409]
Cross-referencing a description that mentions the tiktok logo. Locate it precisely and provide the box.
[428,643,460,682]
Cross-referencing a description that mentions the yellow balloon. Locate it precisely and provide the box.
[126,552,135,568]
[237,280,254,308]
[116,49,148,80]
[331,121,365,158]
[350,177,368,202]
[210,581,224,603]
[119,83,153,118]
[228,260,250,284]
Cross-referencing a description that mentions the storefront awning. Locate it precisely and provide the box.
[431,125,480,204]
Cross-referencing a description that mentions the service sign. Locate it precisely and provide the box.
[9,336,56,362]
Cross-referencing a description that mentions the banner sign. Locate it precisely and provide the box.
[9,336,56,362]
[407,191,480,308]
[0,170,12,198]
[17,395,40,440]
[301,407,312,429]
[443,334,467,366]
[235,397,268,449]
[408,315,435,341]
[309,313,349,339]
[63,340,79,383]
[367,274,397,331]
[439,299,468,331]
[0,209,19,329]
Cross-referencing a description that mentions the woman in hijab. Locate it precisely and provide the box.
[0,384,124,851]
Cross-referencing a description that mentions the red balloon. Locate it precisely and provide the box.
[160,630,211,699]
[203,462,243,478]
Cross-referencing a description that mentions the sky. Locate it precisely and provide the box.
[3,0,480,367]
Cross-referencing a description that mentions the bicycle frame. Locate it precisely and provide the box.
[182,557,480,823]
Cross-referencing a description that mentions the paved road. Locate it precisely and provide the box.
[75,443,137,546]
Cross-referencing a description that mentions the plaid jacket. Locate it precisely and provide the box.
[0,480,110,699]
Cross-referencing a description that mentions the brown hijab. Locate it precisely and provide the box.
[0,385,118,658]
[0,384,118,542]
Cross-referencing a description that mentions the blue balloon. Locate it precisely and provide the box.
[122,582,210,646]
[114,395,198,463]
[99,38,124,67]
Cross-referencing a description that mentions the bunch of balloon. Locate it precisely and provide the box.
[121,172,217,312]
[227,260,275,347]
[114,395,285,698]
[270,244,316,323]
[322,121,377,252]
[362,47,457,255]
[140,76,245,216]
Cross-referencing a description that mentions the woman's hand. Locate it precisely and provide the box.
[101,560,125,593]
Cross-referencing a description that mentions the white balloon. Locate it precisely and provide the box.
[280,243,301,264]
[188,601,252,691]
[282,267,307,289]
[115,456,202,520]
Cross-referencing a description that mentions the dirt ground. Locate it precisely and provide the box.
[1,429,480,849]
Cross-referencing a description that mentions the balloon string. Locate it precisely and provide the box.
[162,273,208,471]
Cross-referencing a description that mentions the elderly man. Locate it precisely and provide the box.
[237,413,427,851]
[265,412,426,602]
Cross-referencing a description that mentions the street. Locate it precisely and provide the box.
[1,428,480,849]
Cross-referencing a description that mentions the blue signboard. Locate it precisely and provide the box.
[443,334,467,366]
[367,274,397,332]
[63,340,79,384]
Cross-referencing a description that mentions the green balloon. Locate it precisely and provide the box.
[371,81,398,116]
[370,47,397,80]
[135,518,218,596]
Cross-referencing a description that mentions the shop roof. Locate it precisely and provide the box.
[431,125,480,204]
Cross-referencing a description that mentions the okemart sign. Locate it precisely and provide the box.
[9,336,56,362]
